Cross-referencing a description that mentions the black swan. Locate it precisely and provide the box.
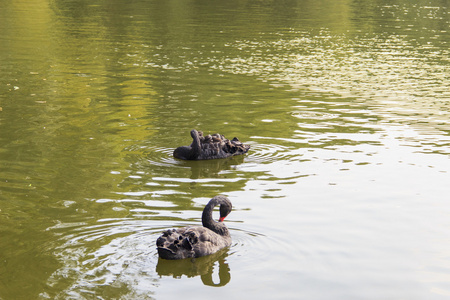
[173,129,250,160]
[156,195,232,260]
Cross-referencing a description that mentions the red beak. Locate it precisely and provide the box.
[219,216,226,222]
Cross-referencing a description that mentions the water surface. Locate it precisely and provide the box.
[1,0,450,299]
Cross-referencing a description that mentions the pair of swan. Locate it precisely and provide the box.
[157,130,250,260]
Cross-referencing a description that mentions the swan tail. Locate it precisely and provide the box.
[156,228,197,260]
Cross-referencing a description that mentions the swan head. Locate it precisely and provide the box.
[190,129,199,139]
[216,196,232,222]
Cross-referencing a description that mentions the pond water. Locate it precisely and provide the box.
[1,0,450,299]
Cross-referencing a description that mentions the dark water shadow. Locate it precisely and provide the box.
[175,155,247,179]
[156,248,231,287]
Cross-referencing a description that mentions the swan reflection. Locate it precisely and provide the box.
[179,154,247,179]
[156,248,231,287]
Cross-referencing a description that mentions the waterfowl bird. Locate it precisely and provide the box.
[156,196,232,260]
[173,129,250,160]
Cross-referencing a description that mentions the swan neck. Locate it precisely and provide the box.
[190,129,201,158]
[202,199,228,236]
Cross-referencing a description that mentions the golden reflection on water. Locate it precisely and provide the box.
[1,0,450,299]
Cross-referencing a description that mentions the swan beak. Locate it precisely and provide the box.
[219,217,226,222]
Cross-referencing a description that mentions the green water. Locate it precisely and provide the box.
[1,0,450,299]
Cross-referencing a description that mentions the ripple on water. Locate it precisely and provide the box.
[245,141,306,164]
[45,220,162,299]
[229,228,272,259]
[144,146,182,168]
[141,145,254,174]
[44,218,267,298]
